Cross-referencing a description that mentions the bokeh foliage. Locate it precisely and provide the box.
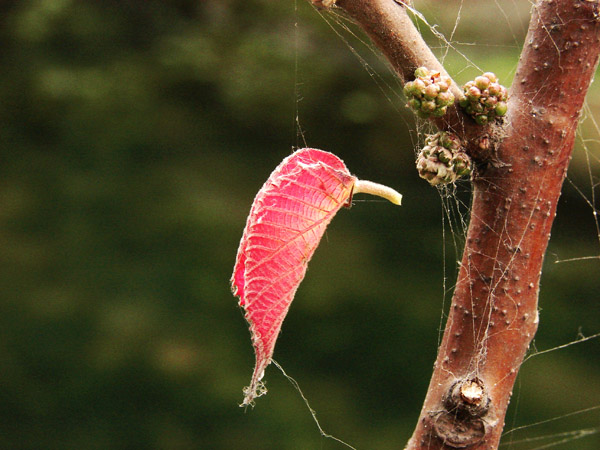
[0,1,598,448]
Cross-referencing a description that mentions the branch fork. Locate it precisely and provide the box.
[310,0,600,448]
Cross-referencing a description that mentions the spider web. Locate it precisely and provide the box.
[279,0,600,448]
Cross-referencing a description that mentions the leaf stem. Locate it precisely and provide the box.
[353,179,402,205]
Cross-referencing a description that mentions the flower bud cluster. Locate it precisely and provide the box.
[403,67,454,118]
[416,132,472,186]
[459,72,508,125]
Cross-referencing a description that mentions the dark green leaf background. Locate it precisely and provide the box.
[0,1,598,449]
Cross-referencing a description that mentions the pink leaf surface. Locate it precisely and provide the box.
[232,148,401,406]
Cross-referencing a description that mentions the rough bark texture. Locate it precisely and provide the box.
[313,0,600,448]
[408,2,600,447]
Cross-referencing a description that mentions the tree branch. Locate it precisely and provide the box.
[315,0,600,448]
[319,0,501,160]
[332,0,443,84]
[410,1,600,448]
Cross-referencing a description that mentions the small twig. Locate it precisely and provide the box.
[313,0,490,157]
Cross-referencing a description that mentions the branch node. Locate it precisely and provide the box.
[422,378,497,448]
[426,411,486,449]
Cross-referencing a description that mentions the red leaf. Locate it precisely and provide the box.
[232,148,401,406]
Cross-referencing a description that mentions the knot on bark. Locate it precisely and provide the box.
[427,411,486,449]
[424,378,497,448]
[445,378,490,418]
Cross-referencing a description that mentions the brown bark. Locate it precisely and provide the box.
[333,0,469,141]
[313,0,600,448]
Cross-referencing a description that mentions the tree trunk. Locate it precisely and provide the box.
[313,0,600,448]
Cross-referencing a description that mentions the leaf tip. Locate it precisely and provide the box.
[240,379,268,408]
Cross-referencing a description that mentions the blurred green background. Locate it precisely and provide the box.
[0,0,598,449]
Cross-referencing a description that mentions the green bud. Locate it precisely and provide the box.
[421,100,437,113]
[459,97,469,108]
[437,148,453,163]
[441,134,459,151]
[475,114,489,125]
[424,84,440,100]
[437,91,454,106]
[407,98,421,111]
[417,132,470,186]
[467,86,481,100]
[414,66,429,78]
[413,79,426,92]
[475,76,490,90]
[484,96,498,108]
[495,101,508,116]
[488,83,501,96]
[497,85,508,101]
[438,76,452,91]
[461,73,509,122]
[455,164,472,177]
[483,72,498,83]
[432,106,447,117]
